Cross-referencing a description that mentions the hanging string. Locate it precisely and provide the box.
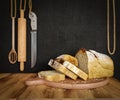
[29,0,32,13]
[11,0,16,18]
[107,0,116,55]
[20,0,26,11]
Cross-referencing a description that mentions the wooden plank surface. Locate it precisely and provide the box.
[0,73,120,99]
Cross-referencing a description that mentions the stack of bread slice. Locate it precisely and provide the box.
[38,48,114,82]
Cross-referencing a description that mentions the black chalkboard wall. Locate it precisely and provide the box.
[0,0,120,79]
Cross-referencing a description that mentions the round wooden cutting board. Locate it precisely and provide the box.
[25,77,109,89]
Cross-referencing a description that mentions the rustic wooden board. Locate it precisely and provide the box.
[0,73,120,99]
[25,77,109,89]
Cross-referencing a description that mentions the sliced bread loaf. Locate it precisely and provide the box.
[48,59,78,80]
[75,48,114,79]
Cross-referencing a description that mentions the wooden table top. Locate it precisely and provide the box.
[0,73,120,99]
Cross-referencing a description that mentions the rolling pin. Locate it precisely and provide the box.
[18,10,26,71]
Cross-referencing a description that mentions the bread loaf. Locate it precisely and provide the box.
[75,48,114,79]
[56,54,78,67]
[48,59,78,80]
[63,61,88,80]
[38,70,65,82]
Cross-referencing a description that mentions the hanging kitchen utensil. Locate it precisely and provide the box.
[18,0,26,71]
[8,0,17,64]
[29,0,37,68]
[107,0,116,55]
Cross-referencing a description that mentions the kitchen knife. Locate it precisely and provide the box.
[29,12,37,68]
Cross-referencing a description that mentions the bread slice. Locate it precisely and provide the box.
[75,48,114,79]
[63,61,88,80]
[48,59,78,80]
[56,54,78,67]
[38,70,65,82]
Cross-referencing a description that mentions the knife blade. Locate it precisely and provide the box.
[29,12,37,68]
[31,31,37,68]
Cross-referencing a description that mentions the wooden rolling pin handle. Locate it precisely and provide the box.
[20,62,24,71]
[20,10,24,18]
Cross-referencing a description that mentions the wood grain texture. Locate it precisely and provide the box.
[0,73,120,100]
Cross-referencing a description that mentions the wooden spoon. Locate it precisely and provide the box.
[8,17,17,64]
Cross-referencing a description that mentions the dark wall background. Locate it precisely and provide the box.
[0,0,120,80]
